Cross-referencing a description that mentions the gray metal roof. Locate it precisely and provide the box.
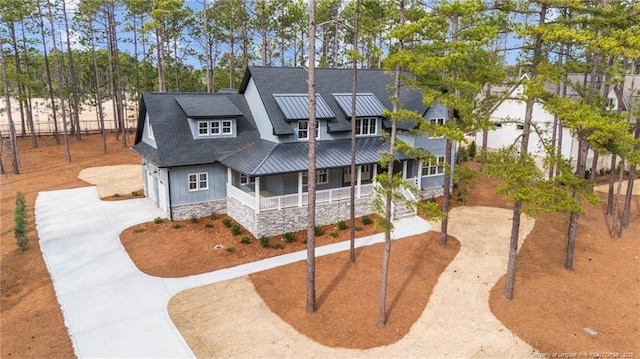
[273,94,335,120]
[175,95,243,118]
[222,136,409,176]
[333,93,386,117]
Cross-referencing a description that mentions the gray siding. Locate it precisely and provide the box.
[170,163,227,205]
[244,78,279,142]
[188,118,237,139]
[141,113,157,148]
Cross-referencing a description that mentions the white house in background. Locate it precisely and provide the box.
[476,73,639,175]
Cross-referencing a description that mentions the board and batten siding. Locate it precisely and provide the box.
[243,78,279,142]
[169,164,227,206]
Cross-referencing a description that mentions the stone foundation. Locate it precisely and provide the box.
[171,199,227,221]
[227,196,374,238]
[419,187,444,200]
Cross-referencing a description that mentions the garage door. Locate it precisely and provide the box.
[158,179,167,213]
[146,171,156,203]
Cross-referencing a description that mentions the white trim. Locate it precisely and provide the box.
[188,172,209,191]
[198,119,234,137]
[422,156,446,177]
[297,120,319,140]
[302,169,329,185]
[355,117,378,136]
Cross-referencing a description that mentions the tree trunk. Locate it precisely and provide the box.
[37,2,59,144]
[621,122,638,228]
[566,138,589,270]
[89,18,107,154]
[349,0,359,264]
[306,0,317,315]
[1,36,20,174]
[607,154,616,215]
[611,158,624,237]
[20,24,37,147]
[61,0,81,140]
[155,27,165,92]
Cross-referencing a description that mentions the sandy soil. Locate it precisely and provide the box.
[78,165,142,197]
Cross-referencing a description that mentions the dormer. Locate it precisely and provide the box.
[175,95,243,139]
[273,94,335,141]
[332,93,385,137]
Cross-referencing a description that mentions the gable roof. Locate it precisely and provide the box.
[133,93,260,168]
[239,66,428,135]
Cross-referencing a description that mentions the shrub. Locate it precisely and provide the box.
[468,140,476,158]
[131,191,140,196]
[204,222,214,228]
[457,187,468,204]
[259,236,270,247]
[189,214,198,223]
[330,231,338,237]
[230,224,241,235]
[113,193,120,198]
[153,217,163,224]
[225,245,235,252]
[337,220,347,230]
[271,243,284,249]
[361,215,372,225]
[209,211,217,220]
[355,226,363,231]
[457,147,469,163]
[240,236,252,244]
[14,192,28,251]
[283,232,296,243]
[222,218,232,227]
[314,225,324,236]
[133,228,146,233]
[172,223,181,229]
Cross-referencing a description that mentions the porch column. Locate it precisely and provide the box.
[417,160,423,189]
[298,172,303,207]
[372,165,377,184]
[402,160,408,180]
[356,165,362,198]
[254,176,261,213]
[227,168,232,184]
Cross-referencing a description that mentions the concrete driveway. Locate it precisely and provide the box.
[36,186,431,358]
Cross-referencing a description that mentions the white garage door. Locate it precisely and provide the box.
[146,171,156,203]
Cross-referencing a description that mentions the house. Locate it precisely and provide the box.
[133,66,452,237]
[476,73,639,175]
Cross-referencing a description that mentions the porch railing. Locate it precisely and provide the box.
[227,183,374,212]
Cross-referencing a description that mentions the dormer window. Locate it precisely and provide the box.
[355,118,377,136]
[147,119,155,140]
[198,120,234,137]
[298,120,319,140]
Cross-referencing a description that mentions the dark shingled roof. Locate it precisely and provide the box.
[222,136,408,176]
[239,66,428,135]
[133,92,261,168]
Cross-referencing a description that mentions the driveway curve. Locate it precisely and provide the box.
[36,186,430,358]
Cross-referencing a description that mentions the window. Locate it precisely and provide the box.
[516,124,524,130]
[302,169,329,185]
[198,120,234,136]
[422,156,446,176]
[355,118,377,136]
[298,120,319,140]
[240,174,255,185]
[429,118,445,126]
[147,120,155,140]
[188,172,208,191]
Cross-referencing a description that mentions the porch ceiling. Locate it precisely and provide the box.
[221,136,410,176]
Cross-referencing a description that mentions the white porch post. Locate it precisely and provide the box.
[372,165,377,183]
[356,165,362,198]
[402,160,408,180]
[298,172,303,207]
[227,168,232,184]
[254,176,261,213]
[417,160,423,189]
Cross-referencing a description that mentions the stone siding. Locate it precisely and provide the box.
[171,200,227,221]
[227,196,374,238]
[420,187,444,200]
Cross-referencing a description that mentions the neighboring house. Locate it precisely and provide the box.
[476,73,639,175]
[133,66,452,237]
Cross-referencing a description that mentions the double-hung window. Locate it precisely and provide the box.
[355,118,377,136]
[302,169,329,185]
[188,172,208,191]
[198,120,233,136]
[422,156,446,176]
[298,120,319,140]
[240,174,255,185]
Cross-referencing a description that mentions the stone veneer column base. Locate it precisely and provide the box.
[227,196,375,238]
[420,187,444,200]
[171,200,227,221]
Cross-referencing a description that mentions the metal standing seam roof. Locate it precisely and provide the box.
[273,94,335,120]
[332,93,386,117]
[175,95,243,118]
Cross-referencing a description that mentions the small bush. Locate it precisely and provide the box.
[259,236,270,247]
[153,217,163,224]
[355,226,363,231]
[231,224,241,235]
[204,222,214,228]
[225,245,235,252]
[314,225,324,236]
[131,191,139,196]
[330,231,338,237]
[172,223,181,229]
[271,243,284,249]
[240,236,252,244]
[457,147,469,163]
[14,192,28,251]
[133,227,146,233]
[113,193,121,198]
[189,214,198,223]
[457,187,468,204]
[361,215,372,225]
[209,211,217,220]
[283,232,296,243]
[222,218,232,227]
[468,140,477,158]
[337,220,347,230]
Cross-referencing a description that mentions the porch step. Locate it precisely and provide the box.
[392,199,415,219]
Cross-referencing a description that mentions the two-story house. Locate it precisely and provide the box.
[133,66,452,237]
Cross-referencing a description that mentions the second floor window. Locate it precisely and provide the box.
[298,120,319,140]
[355,118,377,136]
[199,120,233,136]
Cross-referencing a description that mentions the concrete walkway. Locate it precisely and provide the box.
[36,186,431,358]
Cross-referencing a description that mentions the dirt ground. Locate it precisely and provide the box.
[2,134,639,358]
